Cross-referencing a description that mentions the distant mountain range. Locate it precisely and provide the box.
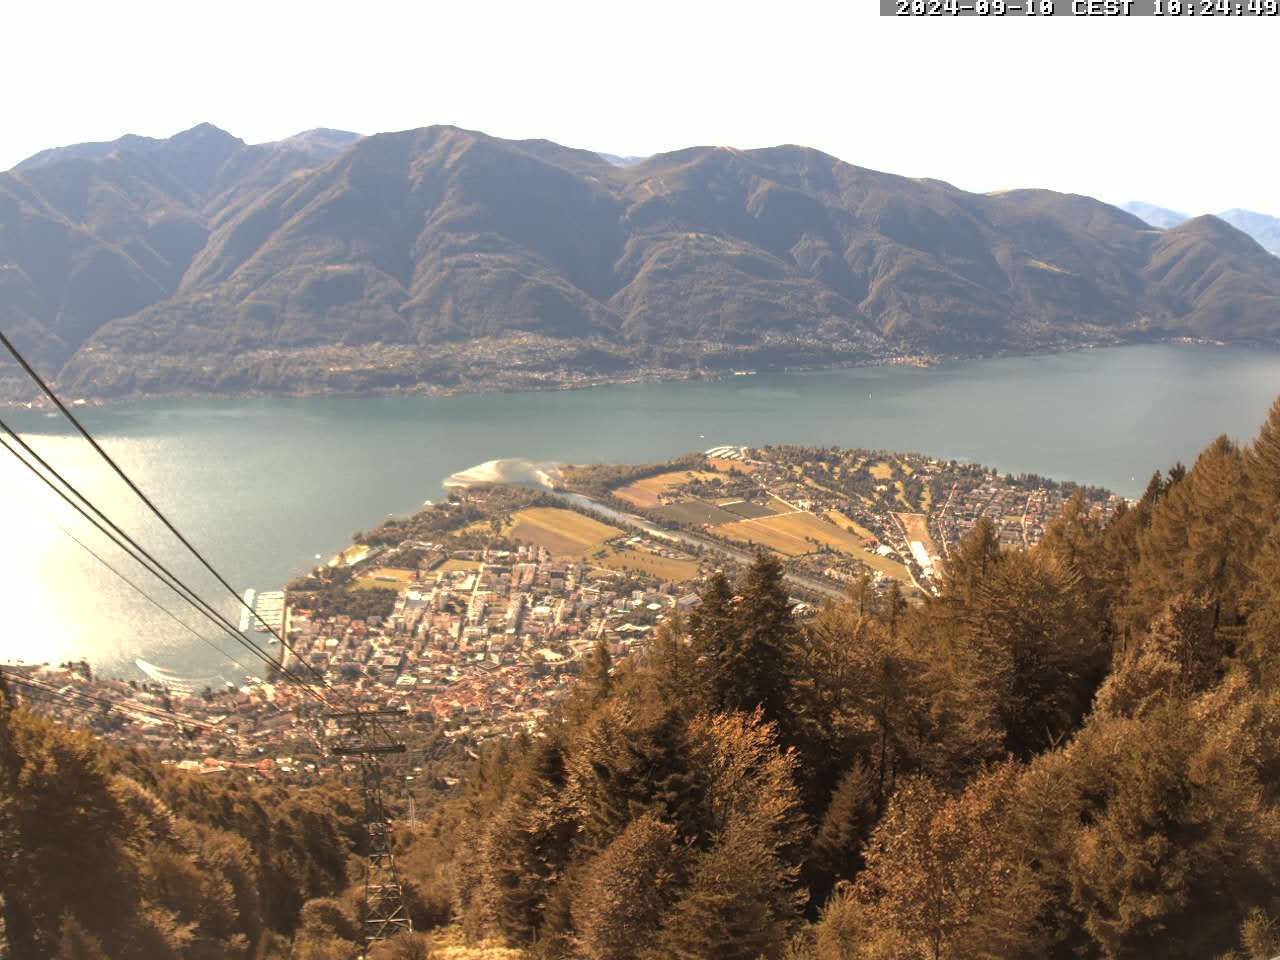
[596,152,648,168]
[1122,202,1280,254]
[4,122,1280,399]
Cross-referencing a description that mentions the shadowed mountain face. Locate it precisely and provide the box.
[4,124,1280,398]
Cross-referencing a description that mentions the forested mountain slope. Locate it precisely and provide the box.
[0,695,365,958]
[5,124,1280,398]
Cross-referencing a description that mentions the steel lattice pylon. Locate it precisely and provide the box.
[327,709,413,956]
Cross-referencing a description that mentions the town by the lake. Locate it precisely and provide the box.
[4,442,1129,784]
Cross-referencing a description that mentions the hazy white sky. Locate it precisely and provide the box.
[3,0,1276,214]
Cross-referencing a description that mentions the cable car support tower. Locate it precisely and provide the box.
[327,708,412,954]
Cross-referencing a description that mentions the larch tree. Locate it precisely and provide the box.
[582,637,613,702]
[938,519,1002,608]
[0,706,145,958]
[1243,517,1280,671]
[686,572,737,713]
[571,815,679,960]
[1069,702,1280,960]
[1248,396,1280,528]
[55,915,111,960]
[840,763,1023,960]
[725,552,796,728]
[1125,437,1252,635]
[967,550,1098,757]
[655,711,807,960]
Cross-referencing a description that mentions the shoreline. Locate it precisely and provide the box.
[0,335,1244,411]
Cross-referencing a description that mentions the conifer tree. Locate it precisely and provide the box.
[294,897,360,956]
[840,763,1023,960]
[1182,436,1254,626]
[55,914,110,960]
[567,697,702,854]
[1091,643,1181,720]
[967,550,1097,757]
[583,637,613,702]
[1243,517,1280,671]
[725,552,795,726]
[1239,908,1280,960]
[645,615,699,710]
[1144,592,1224,694]
[480,738,575,946]
[1069,702,1280,959]
[687,572,736,712]
[367,932,435,960]
[1123,439,1252,657]
[808,758,878,900]
[939,519,1002,607]
[1039,491,1120,643]
[783,601,926,814]
[655,711,806,960]
[787,600,885,779]
[572,815,679,960]
[885,580,906,638]
[0,706,142,958]
[1137,470,1170,515]
[1248,397,1280,527]
[1099,499,1149,656]
[1122,478,1191,630]
[658,820,794,960]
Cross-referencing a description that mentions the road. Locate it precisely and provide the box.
[936,481,959,556]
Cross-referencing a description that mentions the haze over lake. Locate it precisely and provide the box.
[3,343,1278,679]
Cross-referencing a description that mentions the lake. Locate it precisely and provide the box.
[3,343,1278,679]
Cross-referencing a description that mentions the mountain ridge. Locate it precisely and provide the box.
[4,124,1280,399]
[1122,200,1280,254]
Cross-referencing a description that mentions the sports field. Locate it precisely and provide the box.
[365,566,416,583]
[438,558,482,573]
[349,566,416,590]
[507,507,622,556]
